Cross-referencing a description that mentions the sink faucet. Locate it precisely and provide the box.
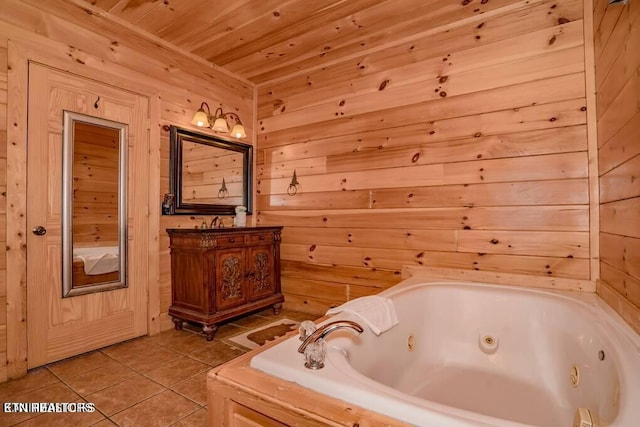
[297,320,364,369]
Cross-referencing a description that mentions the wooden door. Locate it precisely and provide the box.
[26,63,149,368]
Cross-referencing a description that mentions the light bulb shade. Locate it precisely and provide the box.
[212,117,229,133]
[190,109,209,127]
[230,123,247,139]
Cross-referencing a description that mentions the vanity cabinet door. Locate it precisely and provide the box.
[247,245,276,302]
[215,248,248,311]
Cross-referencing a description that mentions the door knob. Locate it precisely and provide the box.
[32,226,47,236]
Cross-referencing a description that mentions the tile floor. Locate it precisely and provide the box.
[0,309,311,427]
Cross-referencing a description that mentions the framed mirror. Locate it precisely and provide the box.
[169,126,253,215]
[62,111,128,297]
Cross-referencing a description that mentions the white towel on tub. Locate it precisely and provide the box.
[74,247,119,275]
[326,295,399,335]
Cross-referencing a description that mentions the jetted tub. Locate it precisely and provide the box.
[250,278,640,426]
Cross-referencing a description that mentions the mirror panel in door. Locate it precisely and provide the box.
[62,112,128,297]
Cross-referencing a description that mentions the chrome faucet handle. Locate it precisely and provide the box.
[303,339,327,369]
[298,320,317,341]
[297,320,363,354]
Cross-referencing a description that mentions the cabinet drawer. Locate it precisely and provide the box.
[249,233,274,244]
[216,235,246,247]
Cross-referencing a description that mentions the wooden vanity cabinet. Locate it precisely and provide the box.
[167,226,284,340]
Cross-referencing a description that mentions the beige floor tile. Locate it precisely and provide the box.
[100,339,159,364]
[171,407,208,427]
[90,419,118,426]
[87,374,164,416]
[0,368,60,401]
[142,329,195,348]
[212,322,247,339]
[0,383,81,425]
[113,346,183,373]
[48,351,112,381]
[142,356,210,387]
[159,333,216,356]
[0,405,39,426]
[180,322,208,335]
[64,359,136,396]
[189,341,245,367]
[0,313,309,426]
[17,382,81,402]
[171,372,209,406]
[13,402,105,427]
[110,390,199,427]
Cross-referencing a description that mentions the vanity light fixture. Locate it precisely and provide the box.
[190,102,247,139]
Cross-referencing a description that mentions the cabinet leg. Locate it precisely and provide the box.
[203,324,218,341]
[272,303,282,315]
[172,317,183,331]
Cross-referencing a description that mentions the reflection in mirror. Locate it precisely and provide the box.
[181,140,245,205]
[62,112,128,297]
[169,126,252,215]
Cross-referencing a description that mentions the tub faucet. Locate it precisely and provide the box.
[210,216,220,229]
[297,320,364,369]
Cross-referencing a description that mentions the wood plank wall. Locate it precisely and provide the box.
[0,0,253,381]
[255,0,591,315]
[0,40,8,382]
[593,0,640,334]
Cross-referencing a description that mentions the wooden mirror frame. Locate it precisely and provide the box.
[169,125,253,215]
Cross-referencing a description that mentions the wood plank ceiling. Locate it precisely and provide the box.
[82,0,509,84]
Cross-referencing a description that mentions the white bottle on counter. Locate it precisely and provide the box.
[235,206,247,227]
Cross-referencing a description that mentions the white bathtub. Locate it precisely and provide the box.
[250,278,640,426]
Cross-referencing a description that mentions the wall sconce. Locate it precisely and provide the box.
[218,177,229,199]
[288,170,300,196]
[191,102,247,139]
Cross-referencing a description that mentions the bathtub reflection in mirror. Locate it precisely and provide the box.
[62,112,128,297]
